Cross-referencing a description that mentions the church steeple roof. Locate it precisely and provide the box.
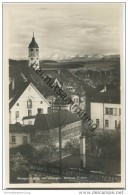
[28,32,39,48]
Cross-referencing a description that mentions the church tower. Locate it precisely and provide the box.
[28,32,39,69]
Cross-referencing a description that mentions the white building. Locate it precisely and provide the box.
[91,102,121,130]
[63,82,77,93]
[9,82,50,124]
[9,124,32,148]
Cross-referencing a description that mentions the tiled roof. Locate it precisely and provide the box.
[9,124,34,132]
[22,115,36,120]
[34,110,81,130]
[9,63,64,100]
[91,89,120,104]
[9,80,52,110]
[82,82,120,104]
[54,98,71,105]
[9,82,30,109]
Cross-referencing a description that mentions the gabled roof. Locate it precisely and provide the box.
[9,64,63,100]
[34,110,81,131]
[9,82,30,109]
[26,68,60,98]
[51,73,63,85]
[9,82,50,110]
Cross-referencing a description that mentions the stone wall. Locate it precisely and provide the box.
[31,120,82,150]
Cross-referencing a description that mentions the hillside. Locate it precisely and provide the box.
[9,55,120,70]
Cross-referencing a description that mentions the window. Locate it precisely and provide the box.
[74,98,79,103]
[113,108,117,116]
[40,101,43,104]
[23,136,28,144]
[105,120,109,127]
[28,110,32,116]
[110,108,113,115]
[115,120,117,128]
[105,108,109,115]
[17,103,19,106]
[11,136,16,143]
[15,111,19,118]
[37,58,38,60]
[119,108,121,116]
[48,107,52,114]
[36,49,38,51]
[96,119,100,127]
[31,49,33,51]
[28,121,32,125]
[31,57,34,60]
[27,99,32,108]
[37,108,43,114]
[105,108,113,115]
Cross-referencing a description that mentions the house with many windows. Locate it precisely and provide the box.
[9,124,33,148]
[90,90,121,130]
[9,82,50,124]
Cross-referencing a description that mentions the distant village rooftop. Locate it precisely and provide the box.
[91,89,120,104]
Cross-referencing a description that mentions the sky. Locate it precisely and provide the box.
[5,3,123,59]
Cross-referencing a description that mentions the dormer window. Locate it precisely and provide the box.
[73,97,79,103]
[75,98,79,103]
[27,99,32,108]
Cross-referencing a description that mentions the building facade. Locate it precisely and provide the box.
[91,102,121,130]
[9,124,32,148]
[9,83,50,124]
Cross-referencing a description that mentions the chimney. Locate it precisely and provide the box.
[80,136,86,168]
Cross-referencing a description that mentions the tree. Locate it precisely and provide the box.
[10,144,37,161]
[10,152,29,172]
[10,144,37,183]
[96,129,121,159]
[10,152,29,183]
[64,138,80,155]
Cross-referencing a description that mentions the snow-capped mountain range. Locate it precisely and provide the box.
[11,53,120,62]
[45,52,119,61]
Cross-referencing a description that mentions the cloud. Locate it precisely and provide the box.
[7,3,122,58]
